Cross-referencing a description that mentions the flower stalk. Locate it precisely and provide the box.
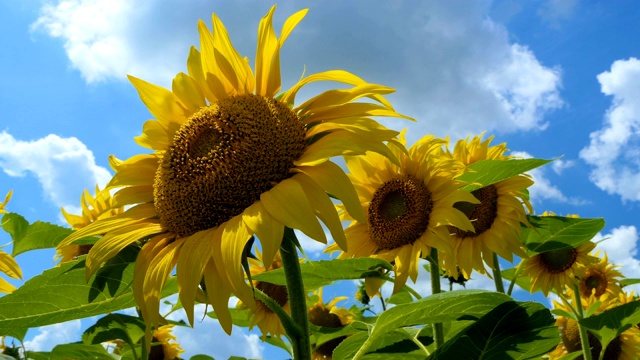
[492,253,505,293]
[573,283,593,360]
[429,248,445,348]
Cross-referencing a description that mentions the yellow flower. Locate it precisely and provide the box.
[308,290,354,360]
[577,251,623,301]
[524,241,597,296]
[548,292,640,360]
[0,191,22,294]
[445,134,532,279]
[56,185,124,263]
[326,133,477,292]
[149,325,184,360]
[57,6,408,336]
[238,249,290,339]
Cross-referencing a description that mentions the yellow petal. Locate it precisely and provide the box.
[291,173,347,251]
[187,46,216,102]
[255,6,279,96]
[298,84,395,113]
[107,154,158,188]
[203,260,233,334]
[211,13,250,94]
[127,75,189,127]
[279,8,308,45]
[111,185,154,208]
[0,277,16,294]
[242,201,284,270]
[295,161,366,223]
[134,234,172,322]
[216,215,255,307]
[177,228,216,326]
[172,72,206,113]
[260,178,326,243]
[0,250,22,279]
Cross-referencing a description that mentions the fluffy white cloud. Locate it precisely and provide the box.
[580,58,640,202]
[0,131,111,211]
[594,225,640,294]
[23,320,82,352]
[511,151,585,206]
[32,0,562,138]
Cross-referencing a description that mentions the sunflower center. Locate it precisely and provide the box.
[153,94,307,237]
[562,318,623,359]
[451,185,498,238]
[538,247,578,274]
[256,281,289,311]
[368,176,432,250]
[308,305,343,328]
[580,270,608,298]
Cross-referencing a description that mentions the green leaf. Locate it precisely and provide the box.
[264,336,292,356]
[386,286,415,305]
[334,290,512,359]
[429,301,557,359]
[0,247,178,332]
[620,278,640,287]
[0,327,28,341]
[580,299,640,358]
[190,356,216,360]
[252,258,392,289]
[501,267,531,292]
[207,307,252,328]
[82,313,146,359]
[457,158,552,191]
[49,343,116,359]
[2,213,73,257]
[522,216,605,254]
[333,331,369,360]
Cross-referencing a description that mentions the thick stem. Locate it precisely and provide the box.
[428,248,445,348]
[573,283,593,360]
[280,228,311,360]
[492,252,505,293]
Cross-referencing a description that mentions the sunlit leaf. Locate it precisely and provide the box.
[580,299,640,359]
[522,216,605,254]
[2,213,72,256]
[252,258,392,289]
[457,158,552,191]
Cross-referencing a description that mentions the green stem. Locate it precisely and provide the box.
[428,248,445,348]
[573,283,593,360]
[492,253,505,293]
[280,228,311,360]
[140,335,149,360]
[506,259,525,296]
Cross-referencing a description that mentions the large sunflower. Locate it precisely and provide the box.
[548,291,640,359]
[444,134,532,279]
[0,191,22,294]
[326,133,477,292]
[56,185,124,263]
[57,6,408,335]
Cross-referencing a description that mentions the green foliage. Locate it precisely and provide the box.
[457,158,552,191]
[26,344,116,360]
[580,299,640,358]
[522,215,605,254]
[1,213,72,256]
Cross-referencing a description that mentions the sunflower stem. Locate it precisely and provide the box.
[280,228,311,360]
[492,252,505,293]
[506,258,525,296]
[573,283,593,360]
[428,248,445,348]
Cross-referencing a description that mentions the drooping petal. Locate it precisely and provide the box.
[0,251,22,279]
[242,201,284,270]
[217,215,255,308]
[203,260,233,334]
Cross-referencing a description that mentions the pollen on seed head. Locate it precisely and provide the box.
[153,94,307,238]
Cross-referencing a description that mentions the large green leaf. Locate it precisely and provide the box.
[2,213,73,256]
[26,343,116,360]
[251,258,392,289]
[522,216,605,254]
[82,313,146,359]
[429,301,557,359]
[580,299,640,359]
[457,158,552,191]
[333,290,512,360]
[0,247,177,333]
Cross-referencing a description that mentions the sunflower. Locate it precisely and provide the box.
[308,290,354,360]
[444,134,532,279]
[57,6,408,336]
[548,292,640,359]
[577,251,623,301]
[149,324,184,360]
[0,191,22,294]
[237,249,290,339]
[523,241,597,297]
[56,185,124,263]
[326,133,477,293]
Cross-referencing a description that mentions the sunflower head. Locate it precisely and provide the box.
[445,133,532,279]
[149,325,184,360]
[577,252,623,300]
[0,190,11,215]
[308,290,355,360]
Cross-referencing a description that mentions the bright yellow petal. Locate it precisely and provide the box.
[107,154,158,188]
[111,185,154,208]
[0,276,15,294]
[134,234,172,322]
[255,6,278,97]
[242,201,284,270]
[203,260,233,334]
[0,250,22,279]
[127,75,189,127]
[217,215,255,307]
[172,72,206,113]
[211,13,250,94]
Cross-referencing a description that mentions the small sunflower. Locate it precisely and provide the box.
[0,191,22,294]
[524,241,597,296]
[57,6,408,336]
[326,133,477,292]
[237,249,290,339]
[549,292,640,359]
[444,134,532,279]
[149,324,184,360]
[308,290,354,360]
[577,251,623,301]
[56,185,124,263]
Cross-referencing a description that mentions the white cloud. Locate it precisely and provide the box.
[23,320,82,352]
[32,1,562,138]
[580,58,640,202]
[511,151,585,206]
[537,0,579,24]
[0,131,111,211]
[594,225,640,294]
[551,158,575,175]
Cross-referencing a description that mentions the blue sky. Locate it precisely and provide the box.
[1,0,640,358]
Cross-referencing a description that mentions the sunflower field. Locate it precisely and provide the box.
[1,5,640,360]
